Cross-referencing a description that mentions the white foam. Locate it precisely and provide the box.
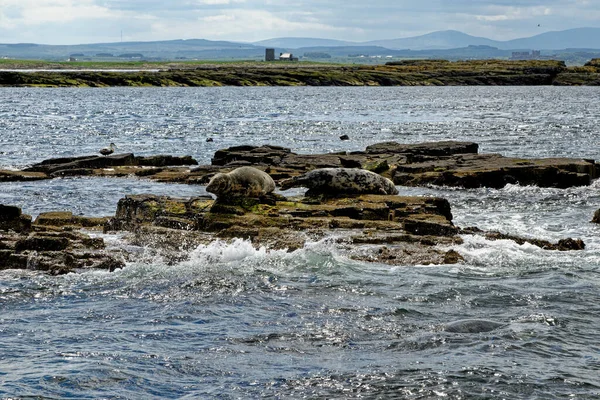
[449,234,600,273]
[187,238,282,265]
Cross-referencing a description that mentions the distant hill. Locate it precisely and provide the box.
[364,30,500,50]
[1,28,599,63]
[501,28,600,50]
[255,28,600,51]
[0,38,265,61]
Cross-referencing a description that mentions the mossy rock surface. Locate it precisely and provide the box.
[3,60,598,88]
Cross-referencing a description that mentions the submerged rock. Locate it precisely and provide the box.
[481,231,585,251]
[592,209,600,224]
[444,319,506,333]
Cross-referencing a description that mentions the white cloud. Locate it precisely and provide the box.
[21,4,115,24]
[0,0,599,44]
[0,0,117,26]
[202,14,236,23]
[475,5,553,21]
[194,0,246,4]
[148,8,350,42]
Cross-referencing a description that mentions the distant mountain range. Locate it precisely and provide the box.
[254,28,600,51]
[1,27,599,63]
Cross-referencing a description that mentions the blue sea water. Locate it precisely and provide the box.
[1,86,600,398]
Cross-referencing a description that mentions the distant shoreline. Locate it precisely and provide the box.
[0,69,160,73]
[1,59,599,87]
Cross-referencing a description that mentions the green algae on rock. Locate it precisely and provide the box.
[104,193,463,266]
[2,60,600,87]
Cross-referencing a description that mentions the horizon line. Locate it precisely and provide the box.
[1,26,598,47]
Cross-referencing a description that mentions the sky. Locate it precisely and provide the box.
[1,0,599,45]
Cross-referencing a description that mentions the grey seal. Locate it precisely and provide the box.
[444,319,506,333]
[279,168,398,196]
[206,166,275,199]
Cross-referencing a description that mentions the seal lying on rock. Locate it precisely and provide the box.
[206,166,275,199]
[279,168,398,196]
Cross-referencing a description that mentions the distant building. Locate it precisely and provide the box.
[265,48,275,61]
[118,53,144,59]
[279,52,298,62]
[303,51,331,59]
[511,50,542,60]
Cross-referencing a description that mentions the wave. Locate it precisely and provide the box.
[447,234,600,275]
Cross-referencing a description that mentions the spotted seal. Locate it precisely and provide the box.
[206,166,275,199]
[279,168,398,196]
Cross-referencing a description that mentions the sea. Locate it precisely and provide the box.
[0,86,599,399]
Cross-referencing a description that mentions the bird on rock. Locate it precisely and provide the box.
[99,143,116,156]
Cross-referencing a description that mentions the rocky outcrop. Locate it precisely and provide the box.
[9,140,598,191]
[34,211,109,229]
[364,141,479,158]
[105,191,585,265]
[0,204,32,232]
[0,169,48,182]
[460,227,585,251]
[104,193,464,266]
[24,153,138,174]
[192,141,599,190]
[0,231,123,274]
[392,153,598,189]
[136,155,198,167]
[0,204,124,275]
[592,209,600,224]
[211,145,292,166]
[22,153,198,178]
[103,190,586,267]
[4,60,597,87]
[3,140,595,272]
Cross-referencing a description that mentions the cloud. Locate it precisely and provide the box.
[0,0,599,44]
[147,8,352,42]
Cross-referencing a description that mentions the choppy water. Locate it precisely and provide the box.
[1,87,599,399]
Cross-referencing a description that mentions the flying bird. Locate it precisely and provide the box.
[99,143,116,156]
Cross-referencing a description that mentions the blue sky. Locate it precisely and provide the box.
[1,0,599,44]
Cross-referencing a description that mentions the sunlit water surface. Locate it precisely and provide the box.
[1,87,599,399]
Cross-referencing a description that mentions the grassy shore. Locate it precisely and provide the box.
[1,59,599,86]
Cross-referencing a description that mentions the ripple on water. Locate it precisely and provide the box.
[2,87,600,398]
